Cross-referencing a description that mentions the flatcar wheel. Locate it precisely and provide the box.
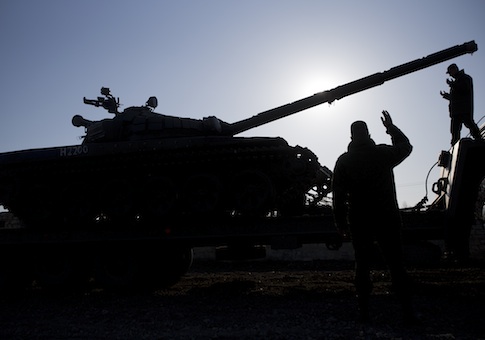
[33,245,85,289]
[0,247,32,293]
[94,243,140,289]
[231,170,273,215]
[142,246,194,289]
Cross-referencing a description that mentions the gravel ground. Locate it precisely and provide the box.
[1,259,485,339]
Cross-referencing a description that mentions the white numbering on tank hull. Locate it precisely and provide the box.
[60,145,89,157]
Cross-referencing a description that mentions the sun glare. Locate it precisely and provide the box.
[293,76,335,99]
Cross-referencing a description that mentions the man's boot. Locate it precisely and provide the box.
[400,297,421,325]
[357,294,370,322]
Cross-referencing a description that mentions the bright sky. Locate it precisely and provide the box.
[1,1,484,208]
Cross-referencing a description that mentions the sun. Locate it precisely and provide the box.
[293,76,334,99]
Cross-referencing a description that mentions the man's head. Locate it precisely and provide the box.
[447,63,459,77]
[351,121,370,142]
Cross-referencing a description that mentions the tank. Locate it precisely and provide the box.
[0,41,477,229]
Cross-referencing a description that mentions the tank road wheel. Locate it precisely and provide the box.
[181,174,222,215]
[59,183,97,225]
[231,170,273,215]
[139,177,177,219]
[278,188,307,216]
[100,180,137,222]
[15,182,58,225]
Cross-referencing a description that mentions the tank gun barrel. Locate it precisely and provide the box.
[228,40,478,136]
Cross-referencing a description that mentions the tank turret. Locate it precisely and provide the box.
[0,41,478,228]
[75,87,230,142]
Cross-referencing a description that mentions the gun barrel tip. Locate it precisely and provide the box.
[465,40,478,52]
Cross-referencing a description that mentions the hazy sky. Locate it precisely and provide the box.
[1,0,484,208]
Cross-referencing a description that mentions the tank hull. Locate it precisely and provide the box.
[0,137,329,229]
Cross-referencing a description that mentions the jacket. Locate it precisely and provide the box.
[449,70,474,117]
[332,124,412,228]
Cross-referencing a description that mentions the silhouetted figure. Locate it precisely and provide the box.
[440,63,482,145]
[332,111,415,323]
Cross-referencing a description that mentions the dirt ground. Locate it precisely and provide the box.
[1,258,484,340]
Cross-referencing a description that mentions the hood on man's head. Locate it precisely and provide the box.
[351,121,370,141]
[447,63,458,74]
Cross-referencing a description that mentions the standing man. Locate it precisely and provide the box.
[332,111,414,323]
[440,63,482,145]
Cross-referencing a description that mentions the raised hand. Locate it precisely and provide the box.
[381,110,393,128]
